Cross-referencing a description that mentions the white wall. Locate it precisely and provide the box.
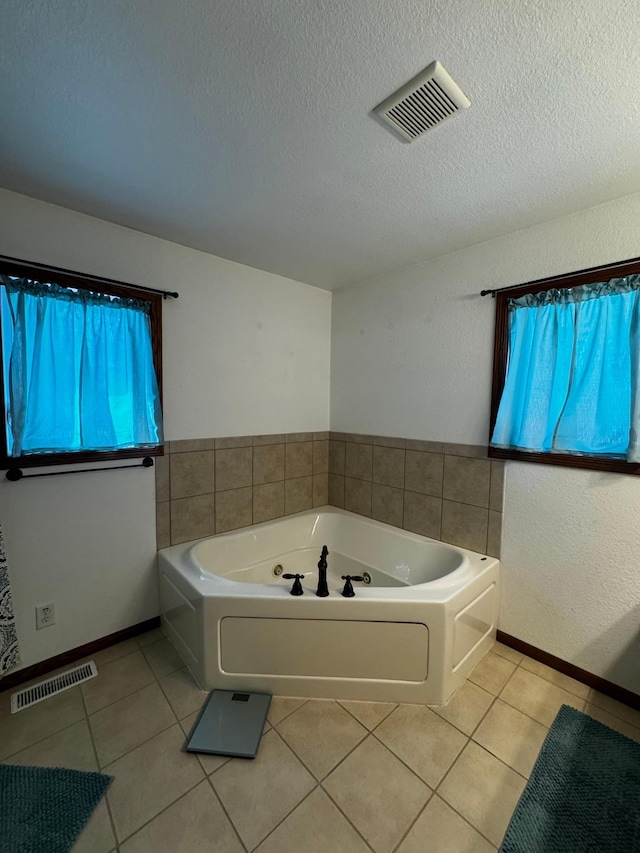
[332,192,640,693]
[0,189,331,670]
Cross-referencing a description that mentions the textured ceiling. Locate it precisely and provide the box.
[2,0,640,290]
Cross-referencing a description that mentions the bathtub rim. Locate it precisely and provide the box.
[158,506,499,602]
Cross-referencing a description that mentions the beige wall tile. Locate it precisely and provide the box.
[170,450,215,499]
[253,433,286,446]
[170,494,215,544]
[286,432,315,442]
[444,443,488,458]
[403,492,442,539]
[490,461,506,511]
[328,440,346,474]
[404,451,443,496]
[487,510,502,558]
[154,454,170,502]
[443,455,491,507]
[215,435,253,449]
[372,435,406,448]
[254,444,285,484]
[372,484,404,527]
[313,473,329,507]
[216,486,253,532]
[253,481,285,523]
[169,438,215,453]
[344,477,372,516]
[441,500,488,552]
[156,502,170,550]
[405,439,444,453]
[285,476,313,514]
[329,432,351,441]
[285,442,313,478]
[328,473,345,508]
[216,447,253,492]
[313,431,330,440]
[373,445,405,488]
[345,442,373,481]
[312,440,329,474]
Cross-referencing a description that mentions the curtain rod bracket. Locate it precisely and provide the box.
[481,289,497,297]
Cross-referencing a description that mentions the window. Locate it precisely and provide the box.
[488,256,640,474]
[0,258,164,469]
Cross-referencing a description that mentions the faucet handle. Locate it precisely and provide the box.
[340,575,364,597]
[282,573,305,596]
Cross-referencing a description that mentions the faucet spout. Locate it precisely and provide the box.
[316,545,329,597]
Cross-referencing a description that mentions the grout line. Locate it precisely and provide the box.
[115,775,207,847]
[336,699,398,731]
[80,681,120,850]
[390,790,435,853]
[244,780,320,852]
[318,780,377,852]
[206,774,250,852]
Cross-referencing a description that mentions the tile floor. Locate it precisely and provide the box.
[1,632,639,853]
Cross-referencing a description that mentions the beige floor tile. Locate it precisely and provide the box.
[91,639,140,668]
[473,699,548,777]
[82,651,155,715]
[337,699,397,730]
[277,699,367,779]
[587,689,640,728]
[90,682,176,767]
[0,686,85,760]
[375,704,467,788]
[519,657,590,699]
[212,729,315,850]
[158,667,207,719]
[397,794,496,853]
[105,724,204,842]
[142,638,185,679]
[499,668,584,727]
[439,742,525,847]
[256,787,370,853]
[468,652,516,695]
[180,711,233,775]
[324,735,430,853]
[72,797,116,853]
[137,627,166,648]
[267,696,307,725]
[583,703,640,742]
[6,719,97,771]
[491,642,523,665]
[431,680,494,736]
[120,780,243,853]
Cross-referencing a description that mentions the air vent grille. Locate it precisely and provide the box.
[374,61,470,142]
[11,661,98,713]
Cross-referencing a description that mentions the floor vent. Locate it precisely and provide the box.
[373,60,471,142]
[10,661,98,713]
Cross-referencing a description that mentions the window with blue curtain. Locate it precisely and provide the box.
[489,260,640,473]
[0,266,163,466]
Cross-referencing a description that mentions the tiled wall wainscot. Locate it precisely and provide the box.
[155,433,329,547]
[327,434,504,558]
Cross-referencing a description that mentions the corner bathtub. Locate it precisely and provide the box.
[158,508,499,705]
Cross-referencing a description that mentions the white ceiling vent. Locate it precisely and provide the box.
[373,61,471,142]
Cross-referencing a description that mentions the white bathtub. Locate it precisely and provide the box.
[158,508,499,705]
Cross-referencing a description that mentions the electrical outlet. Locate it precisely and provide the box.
[36,603,56,629]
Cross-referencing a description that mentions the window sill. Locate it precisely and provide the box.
[488,446,640,475]
[0,444,164,471]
